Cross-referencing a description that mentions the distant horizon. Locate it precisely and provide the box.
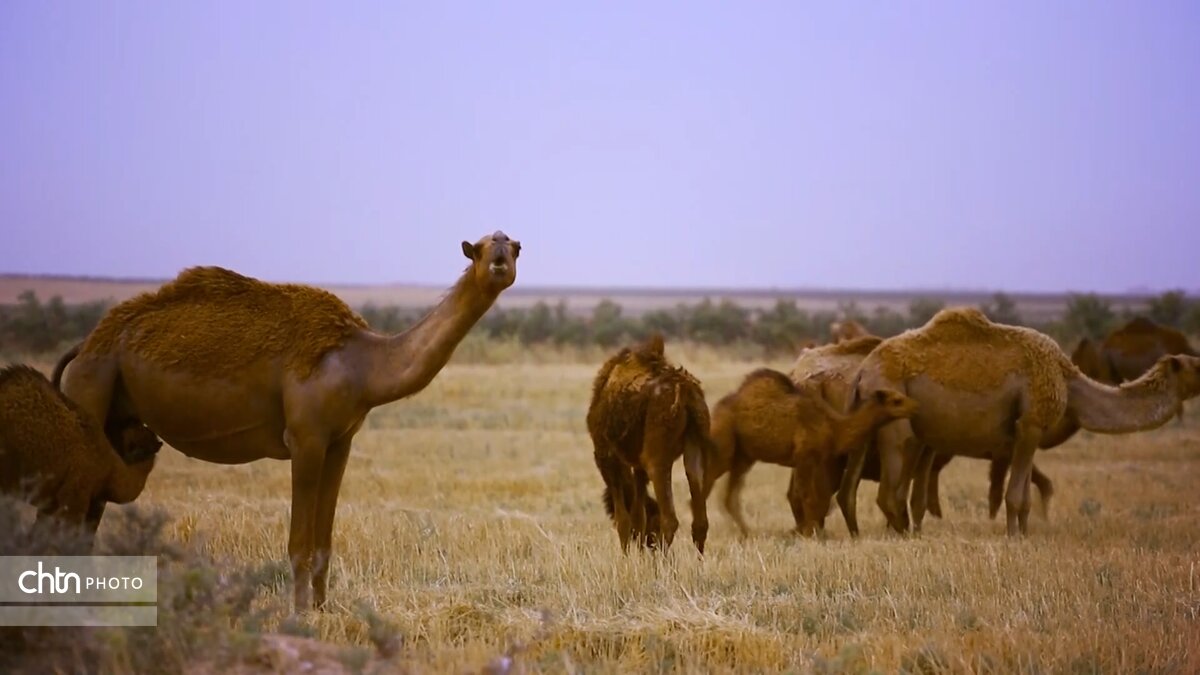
[1,270,1194,300]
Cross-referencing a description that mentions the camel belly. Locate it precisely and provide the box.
[907,375,1024,460]
[117,355,290,464]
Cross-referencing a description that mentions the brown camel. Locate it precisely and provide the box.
[1040,318,1197,450]
[829,319,870,344]
[844,307,1200,537]
[704,368,917,537]
[55,231,520,610]
[790,337,1054,533]
[0,365,161,532]
[587,334,713,553]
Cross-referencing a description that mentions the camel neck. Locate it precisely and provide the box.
[1067,367,1180,435]
[363,271,496,407]
[832,405,882,455]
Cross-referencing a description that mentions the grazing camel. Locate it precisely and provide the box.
[790,337,1054,533]
[704,368,917,537]
[55,231,520,610]
[843,307,1200,537]
[587,334,713,553]
[0,365,161,532]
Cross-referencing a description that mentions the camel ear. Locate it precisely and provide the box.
[1166,355,1183,373]
[511,240,521,258]
[462,241,478,261]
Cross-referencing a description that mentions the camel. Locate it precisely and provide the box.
[790,337,1054,534]
[1040,318,1197,450]
[0,365,161,533]
[587,334,713,553]
[703,367,917,537]
[55,231,520,610]
[829,319,870,344]
[843,307,1200,537]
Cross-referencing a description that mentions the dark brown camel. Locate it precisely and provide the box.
[55,232,519,610]
[1,365,161,533]
[704,368,918,537]
[587,334,714,553]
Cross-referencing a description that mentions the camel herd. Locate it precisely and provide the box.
[1,232,1198,614]
[590,309,1200,552]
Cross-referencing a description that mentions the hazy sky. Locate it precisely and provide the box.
[2,2,1198,293]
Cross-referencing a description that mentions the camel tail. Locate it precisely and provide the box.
[51,342,82,389]
[681,388,716,488]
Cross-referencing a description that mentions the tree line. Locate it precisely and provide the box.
[3,288,1198,356]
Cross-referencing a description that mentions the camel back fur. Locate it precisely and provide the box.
[870,307,1075,428]
[81,266,368,379]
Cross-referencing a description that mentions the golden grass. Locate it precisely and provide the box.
[38,353,1200,672]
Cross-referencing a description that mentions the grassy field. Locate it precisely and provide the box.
[20,349,1200,673]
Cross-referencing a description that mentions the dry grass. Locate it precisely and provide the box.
[23,351,1200,673]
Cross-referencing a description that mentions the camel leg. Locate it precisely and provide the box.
[285,431,326,611]
[876,421,915,534]
[631,467,651,547]
[836,441,871,538]
[646,460,679,551]
[722,454,755,538]
[595,449,635,550]
[1004,422,1039,537]
[83,500,106,547]
[988,456,1010,519]
[909,445,937,533]
[927,454,951,519]
[683,448,708,555]
[312,433,354,610]
[1031,465,1054,519]
[787,464,811,535]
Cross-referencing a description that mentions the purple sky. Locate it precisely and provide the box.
[2,2,1198,293]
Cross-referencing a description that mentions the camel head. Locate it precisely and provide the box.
[461,230,520,295]
[1158,354,1200,400]
[119,423,163,464]
[867,388,920,420]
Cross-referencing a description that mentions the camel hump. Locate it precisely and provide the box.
[742,368,799,394]
[1120,316,1160,333]
[0,363,47,389]
[642,333,665,356]
[828,335,884,356]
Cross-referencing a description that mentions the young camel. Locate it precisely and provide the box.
[587,334,713,553]
[791,337,1054,535]
[705,368,917,537]
[844,307,1200,537]
[55,232,520,610]
[0,365,161,532]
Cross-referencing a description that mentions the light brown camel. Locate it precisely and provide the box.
[587,334,713,553]
[829,319,870,344]
[791,337,1054,534]
[844,307,1200,537]
[704,368,917,537]
[0,365,161,532]
[55,231,520,610]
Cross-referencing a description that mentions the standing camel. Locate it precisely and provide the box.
[790,337,1054,534]
[842,307,1200,537]
[55,231,520,610]
[587,334,713,553]
[704,368,917,537]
